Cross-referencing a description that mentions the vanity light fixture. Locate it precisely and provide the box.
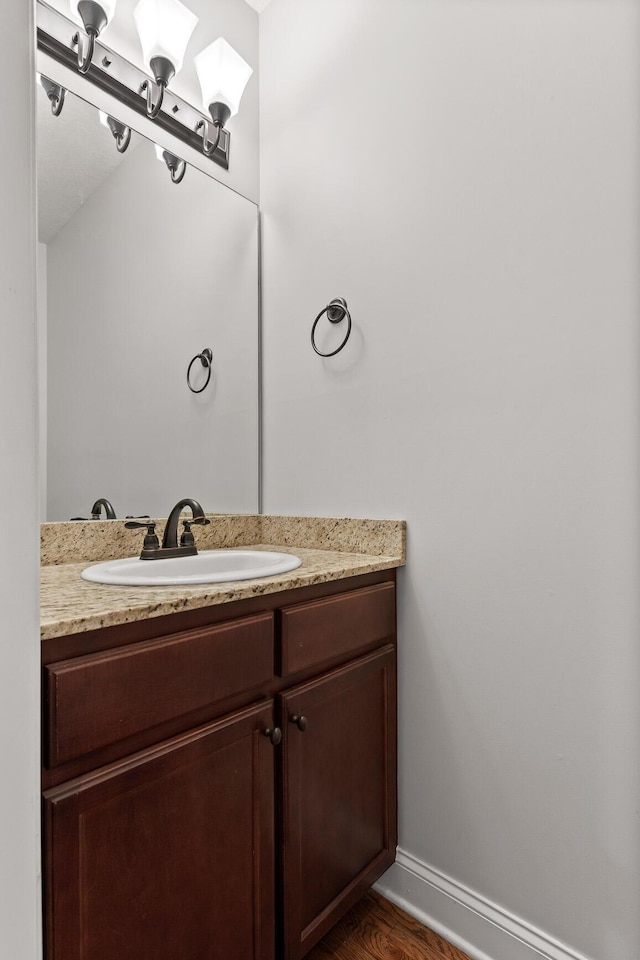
[99,111,131,153]
[69,0,118,74]
[37,74,66,115]
[134,0,199,119]
[155,143,187,184]
[194,38,252,157]
[37,0,253,170]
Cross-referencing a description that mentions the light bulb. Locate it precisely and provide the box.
[134,0,198,76]
[194,38,253,119]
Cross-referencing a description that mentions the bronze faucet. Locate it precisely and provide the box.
[162,498,211,553]
[91,498,116,519]
[71,498,117,521]
[125,499,210,560]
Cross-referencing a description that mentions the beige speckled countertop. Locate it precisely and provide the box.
[41,517,406,641]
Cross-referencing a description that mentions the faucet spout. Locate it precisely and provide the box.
[91,498,116,520]
[162,498,210,551]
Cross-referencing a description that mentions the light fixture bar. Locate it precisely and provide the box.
[36,3,229,170]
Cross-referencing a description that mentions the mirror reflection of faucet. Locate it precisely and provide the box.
[125,498,211,560]
[70,498,117,521]
[91,498,116,519]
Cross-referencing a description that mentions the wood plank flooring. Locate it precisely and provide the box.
[306,891,474,960]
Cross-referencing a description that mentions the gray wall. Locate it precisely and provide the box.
[259,1,640,958]
[0,0,41,957]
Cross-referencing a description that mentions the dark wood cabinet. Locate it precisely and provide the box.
[42,572,397,960]
[44,701,276,960]
[45,613,275,768]
[279,645,397,960]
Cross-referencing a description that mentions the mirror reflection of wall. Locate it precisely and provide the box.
[37,87,259,522]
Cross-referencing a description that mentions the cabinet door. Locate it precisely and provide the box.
[44,701,276,960]
[279,645,397,960]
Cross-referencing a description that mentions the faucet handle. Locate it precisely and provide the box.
[125,520,160,557]
[180,516,211,548]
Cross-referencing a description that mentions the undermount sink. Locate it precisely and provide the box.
[82,550,302,586]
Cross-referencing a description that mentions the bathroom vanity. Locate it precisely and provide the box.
[40,517,404,960]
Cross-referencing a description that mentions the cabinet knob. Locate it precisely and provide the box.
[263,726,282,746]
[290,715,308,732]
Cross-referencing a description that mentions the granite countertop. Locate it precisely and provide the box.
[41,517,406,641]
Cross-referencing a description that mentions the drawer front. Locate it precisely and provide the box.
[46,612,274,767]
[278,582,395,677]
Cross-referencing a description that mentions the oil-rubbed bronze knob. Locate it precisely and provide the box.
[290,715,308,732]
[263,727,282,746]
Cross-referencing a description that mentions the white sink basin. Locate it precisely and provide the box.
[82,550,302,586]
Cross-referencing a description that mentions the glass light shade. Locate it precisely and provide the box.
[69,0,118,25]
[194,38,253,118]
[134,0,199,75]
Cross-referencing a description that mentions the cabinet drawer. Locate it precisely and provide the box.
[45,612,274,767]
[278,582,395,676]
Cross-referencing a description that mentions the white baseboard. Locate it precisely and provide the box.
[374,848,594,960]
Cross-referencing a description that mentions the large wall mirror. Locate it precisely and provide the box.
[37,84,259,522]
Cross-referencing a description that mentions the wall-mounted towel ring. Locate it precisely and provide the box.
[311,298,352,357]
[187,348,213,393]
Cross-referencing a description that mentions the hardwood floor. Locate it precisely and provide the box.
[306,891,473,960]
